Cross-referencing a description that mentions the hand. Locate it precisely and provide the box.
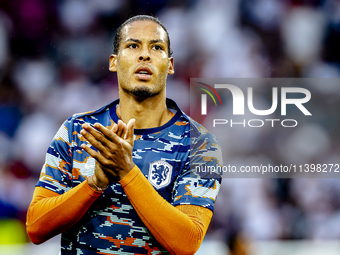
[81,119,135,185]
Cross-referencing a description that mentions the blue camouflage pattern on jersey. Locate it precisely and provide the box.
[36,98,222,255]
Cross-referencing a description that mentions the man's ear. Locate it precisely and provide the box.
[109,54,117,72]
[168,57,174,75]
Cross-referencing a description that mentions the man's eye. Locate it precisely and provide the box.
[128,44,138,49]
[153,45,163,50]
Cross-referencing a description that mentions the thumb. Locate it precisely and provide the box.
[125,118,135,145]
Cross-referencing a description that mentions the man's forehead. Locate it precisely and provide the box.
[121,20,167,42]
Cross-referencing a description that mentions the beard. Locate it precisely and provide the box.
[130,86,154,98]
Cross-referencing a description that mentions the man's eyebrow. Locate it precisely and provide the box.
[150,39,165,44]
[124,38,141,43]
[124,38,165,44]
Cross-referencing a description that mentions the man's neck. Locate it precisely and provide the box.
[116,90,173,130]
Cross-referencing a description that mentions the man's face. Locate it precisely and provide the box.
[109,20,174,98]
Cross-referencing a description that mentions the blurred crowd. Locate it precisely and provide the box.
[1,0,340,253]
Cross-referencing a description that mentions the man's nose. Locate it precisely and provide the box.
[138,48,151,62]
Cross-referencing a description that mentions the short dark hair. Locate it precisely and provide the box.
[113,15,173,57]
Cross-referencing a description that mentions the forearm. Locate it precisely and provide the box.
[119,165,213,255]
[26,181,102,244]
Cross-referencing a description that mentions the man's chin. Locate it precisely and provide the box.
[130,86,153,98]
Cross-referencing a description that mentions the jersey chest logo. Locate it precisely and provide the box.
[148,160,173,189]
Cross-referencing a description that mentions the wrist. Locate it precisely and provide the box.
[119,163,136,181]
[87,175,108,192]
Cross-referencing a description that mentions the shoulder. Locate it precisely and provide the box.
[63,100,119,128]
[70,99,119,120]
[187,115,219,146]
[166,98,219,146]
[187,116,209,137]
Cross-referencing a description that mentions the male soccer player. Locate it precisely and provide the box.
[26,15,222,255]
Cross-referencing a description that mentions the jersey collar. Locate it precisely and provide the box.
[109,98,183,135]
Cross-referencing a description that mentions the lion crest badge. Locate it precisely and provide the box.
[148,160,173,189]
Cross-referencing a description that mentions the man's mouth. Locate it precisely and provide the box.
[135,67,152,80]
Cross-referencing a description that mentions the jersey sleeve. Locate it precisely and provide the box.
[172,124,223,212]
[36,118,74,194]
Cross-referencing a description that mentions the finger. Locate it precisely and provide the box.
[112,123,118,133]
[93,122,120,143]
[82,123,104,138]
[80,129,107,153]
[125,118,135,145]
[81,143,100,159]
[116,120,127,138]
[83,123,112,147]
[81,144,108,166]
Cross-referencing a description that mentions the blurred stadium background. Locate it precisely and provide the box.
[1,0,340,254]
